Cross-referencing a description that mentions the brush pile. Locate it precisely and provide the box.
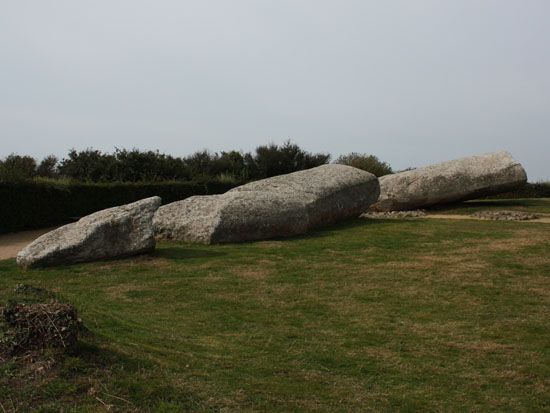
[1,285,82,357]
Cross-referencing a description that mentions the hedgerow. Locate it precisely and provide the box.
[0,180,238,233]
[484,182,550,199]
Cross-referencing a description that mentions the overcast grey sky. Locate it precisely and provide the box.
[1,0,549,180]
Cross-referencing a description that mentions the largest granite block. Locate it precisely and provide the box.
[17,197,161,268]
[370,151,527,211]
[154,164,380,244]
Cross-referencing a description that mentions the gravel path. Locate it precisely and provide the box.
[0,228,57,260]
[423,214,550,223]
[363,211,550,223]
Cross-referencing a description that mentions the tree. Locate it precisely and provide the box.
[0,154,37,181]
[114,148,189,181]
[49,142,331,182]
[215,151,247,180]
[184,150,217,178]
[334,153,393,177]
[58,149,117,182]
[252,140,330,179]
[36,155,59,178]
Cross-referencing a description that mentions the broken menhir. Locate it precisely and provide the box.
[370,151,527,212]
[154,164,380,244]
[17,197,161,268]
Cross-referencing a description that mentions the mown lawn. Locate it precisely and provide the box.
[1,202,549,412]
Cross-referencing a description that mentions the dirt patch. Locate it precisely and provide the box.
[0,227,58,260]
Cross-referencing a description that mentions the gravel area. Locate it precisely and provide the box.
[470,210,540,221]
[361,210,427,219]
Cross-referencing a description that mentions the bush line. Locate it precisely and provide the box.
[482,182,550,199]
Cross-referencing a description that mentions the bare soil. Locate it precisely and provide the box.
[0,228,57,260]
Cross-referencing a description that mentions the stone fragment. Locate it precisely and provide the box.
[17,197,161,268]
[154,165,379,243]
[370,152,527,211]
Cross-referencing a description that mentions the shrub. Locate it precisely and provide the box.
[216,172,240,184]
[334,153,393,177]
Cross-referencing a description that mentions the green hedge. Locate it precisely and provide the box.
[0,180,239,234]
[484,182,550,199]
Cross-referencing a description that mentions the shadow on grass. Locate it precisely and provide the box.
[154,246,227,260]
[281,217,390,242]
[1,336,204,411]
[70,339,205,410]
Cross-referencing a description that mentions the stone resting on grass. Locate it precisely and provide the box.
[154,164,380,244]
[17,197,161,269]
[370,151,527,212]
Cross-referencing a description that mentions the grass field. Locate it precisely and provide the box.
[1,199,549,412]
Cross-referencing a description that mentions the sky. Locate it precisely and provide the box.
[1,0,549,180]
